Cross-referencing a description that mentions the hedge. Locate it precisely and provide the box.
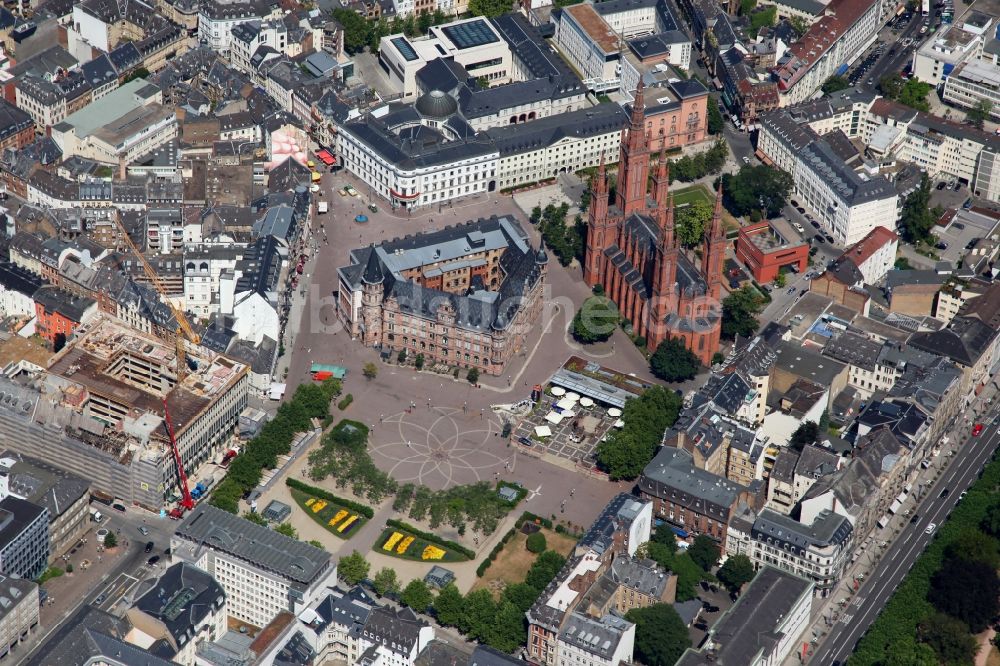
[385,518,475,559]
[286,478,374,519]
[516,511,553,529]
[851,448,1000,664]
[338,394,353,410]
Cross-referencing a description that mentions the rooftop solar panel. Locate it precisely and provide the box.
[441,19,499,49]
[391,36,418,61]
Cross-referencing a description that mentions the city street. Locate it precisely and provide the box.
[800,392,1000,664]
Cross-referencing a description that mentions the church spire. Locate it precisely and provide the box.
[584,152,611,287]
[653,150,670,209]
[617,81,652,215]
[702,183,726,300]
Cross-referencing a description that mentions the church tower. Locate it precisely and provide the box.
[584,154,611,286]
[649,194,678,344]
[702,184,726,302]
[361,248,384,347]
[652,151,670,211]
[616,80,651,216]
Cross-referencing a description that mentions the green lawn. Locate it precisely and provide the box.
[375,527,471,563]
[671,184,714,208]
[290,488,367,539]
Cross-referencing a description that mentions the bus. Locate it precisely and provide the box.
[310,363,348,380]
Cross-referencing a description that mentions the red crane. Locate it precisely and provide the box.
[163,398,194,516]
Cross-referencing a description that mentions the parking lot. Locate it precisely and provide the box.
[931,206,1000,263]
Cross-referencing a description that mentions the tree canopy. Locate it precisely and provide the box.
[721,165,793,219]
[717,554,755,592]
[789,421,820,451]
[649,337,701,382]
[373,567,400,596]
[674,199,714,246]
[596,386,682,479]
[880,74,932,111]
[898,173,939,245]
[625,604,692,666]
[338,550,370,585]
[967,99,994,129]
[536,203,585,266]
[688,535,720,571]
[400,579,434,613]
[468,0,511,16]
[822,76,851,95]
[928,557,1000,632]
[707,97,724,135]
[749,5,777,36]
[917,613,978,666]
[721,285,764,339]
[572,297,619,344]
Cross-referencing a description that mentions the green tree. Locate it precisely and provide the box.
[526,531,547,553]
[462,588,498,639]
[981,502,1000,537]
[243,511,267,525]
[717,554,755,592]
[625,604,692,666]
[373,567,400,596]
[707,96,724,135]
[721,165,793,218]
[466,368,480,384]
[275,522,298,539]
[468,0,510,16]
[104,532,118,548]
[739,0,755,13]
[898,173,937,244]
[899,79,932,112]
[332,9,370,53]
[880,73,905,99]
[790,421,820,451]
[525,551,567,589]
[918,612,978,665]
[749,5,777,36]
[822,76,851,95]
[774,270,787,288]
[596,386,682,479]
[929,557,1000,632]
[688,535,720,571]
[400,579,434,613]
[433,584,466,626]
[415,353,425,371]
[674,198,713,246]
[788,15,809,38]
[649,337,701,382]
[967,98,994,129]
[721,286,764,339]
[363,362,378,380]
[711,352,726,365]
[502,582,539,612]
[338,550,371,585]
[945,528,1000,569]
[397,349,407,363]
[651,524,678,551]
[571,297,618,344]
[487,600,528,652]
[308,540,324,549]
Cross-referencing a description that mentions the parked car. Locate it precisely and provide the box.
[973,423,984,436]
[935,241,948,250]
[147,556,160,566]
[910,514,920,524]
[939,488,950,498]
[742,156,750,164]
[144,541,154,553]
[925,523,936,535]
[138,526,149,536]
[517,436,533,447]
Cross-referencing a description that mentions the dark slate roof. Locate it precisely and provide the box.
[0,261,42,297]
[578,493,648,556]
[133,562,225,653]
[676,567,813,665]
[236,235,283,295]
[487,103,628,156]
[363,606,427,655]
[32,285,94,323]
[753,508,852,557]
[908,315,998,367]
[0,450,89,519]
[310,585,376,636]
[0,97,33,142]
[798,139,895,206]
[81,54,118,90]
[174,504,331,585]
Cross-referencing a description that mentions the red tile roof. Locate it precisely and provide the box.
[843,226,898,267]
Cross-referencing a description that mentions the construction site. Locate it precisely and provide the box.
[0,315,249,511]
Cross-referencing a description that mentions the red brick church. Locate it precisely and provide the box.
[583,81,724,366]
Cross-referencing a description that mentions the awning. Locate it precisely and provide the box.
[534,425,552,437]
[896,492,907,503]
[544,412,565,425]
[877,515,890,529]
[316,149,335,165]
[671,527,689,538]
[888,500,901,514]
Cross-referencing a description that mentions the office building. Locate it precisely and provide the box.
[0,497,48,581]
[0,575,38,661]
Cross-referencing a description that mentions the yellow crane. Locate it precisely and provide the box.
[112,215,200,378]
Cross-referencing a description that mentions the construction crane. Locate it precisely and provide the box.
[163,398,194,517]
[111,215,200,378]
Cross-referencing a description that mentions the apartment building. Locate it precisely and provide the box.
[765,444,842,514]
[773,0,888,104]
[171,505,338,629]
[198,0,276,56]
[747,508,853,597]
[913,13,991,86]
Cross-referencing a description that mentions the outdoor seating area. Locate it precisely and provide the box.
[513,384,624,466]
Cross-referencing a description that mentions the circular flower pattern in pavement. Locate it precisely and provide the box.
[369,407,512,489]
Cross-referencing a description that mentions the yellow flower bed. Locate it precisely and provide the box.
[328,509,348,527]
[305,498,316,507]
[397,536,415,554]
[422,545,446,560]
[311,500,328,513]
[383,532,405,551]
[338,515,358,532]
